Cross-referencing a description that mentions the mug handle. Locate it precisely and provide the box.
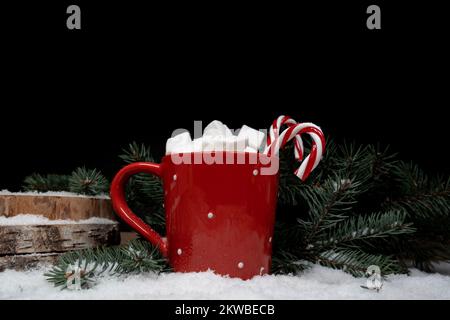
[110,162,168,257]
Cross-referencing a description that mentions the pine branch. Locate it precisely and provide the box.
[45,239,170,289]
[119,142,164,205]
[336,143,373,183]
[128,201,166,235]
[277,142,397,211]
[384,162,450,220]
[69,167,109,195]
[118,142,165,231]
[271,251,311,275]
[367,145,398,183]
[313,210,415,250]
[277,145,308,207]
[299,174,361,243]
[274,142,419,277]
[317,249,406,277]
[119,141,156,163]
[325,143,398,195]
[307,138,339,183]
[23,168,109,196]
[396,236,450,272]
[272,220,304,253]
[22,173,70,192]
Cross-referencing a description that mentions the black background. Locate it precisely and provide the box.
[1,1,448,191]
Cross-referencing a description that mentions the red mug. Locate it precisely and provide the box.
[110,152,279,280]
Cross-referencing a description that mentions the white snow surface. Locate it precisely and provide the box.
[0,214,116,225]
[0,190,110,199]
[1,265,449,300]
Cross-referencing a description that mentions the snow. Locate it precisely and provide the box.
[0,190,110,199]
[433,262,450,275]
[0,214,116,226]
[0,265,449,300]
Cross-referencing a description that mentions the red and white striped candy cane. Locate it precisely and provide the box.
[264,116,325,181]
[266,116,304,161]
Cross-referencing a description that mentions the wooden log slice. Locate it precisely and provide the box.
[0,193,121,271]
[0,193,116,221]
[0,223,120,255]
[0,253,59,272]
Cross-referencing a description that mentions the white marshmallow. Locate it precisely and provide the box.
[237,125,266,151]
[166,131,192,155]
[202,136,225,152]
[244,146,258,153]
[222,136,247,152]
[203,120,233,138]
[192,138,203,152]
[235,135,248,151]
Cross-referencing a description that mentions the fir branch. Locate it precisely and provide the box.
[336,142,373,183]
[22,173,70,192]
[299,174,361,243]
[396,236,450,272]
[307,138,339,183]
[126,201,166,235]
[272,220,305,253]
[367,145,398,183]
[313,210,415,250]
[384,162,450,220]
[119,141,155,163]
[116,239,170,274]
[329,143,398,194]
[277,145,308,206]
[45,239,170,289]
[68,167,109,195]
[271,251,311,275]
[118,142,165,232]
[119,142,164,205]
[317,249,406,277]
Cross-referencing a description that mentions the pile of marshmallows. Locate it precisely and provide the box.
[166,121,265,155]
[165,116,326,181]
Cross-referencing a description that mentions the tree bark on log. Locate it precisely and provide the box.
[0,194,115,221]
[0,223,120,255]
[0,194,121,271]
[0,253,59,272]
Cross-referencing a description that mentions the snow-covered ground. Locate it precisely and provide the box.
[1,265,449,300]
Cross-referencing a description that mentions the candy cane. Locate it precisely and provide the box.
[264,116,325,181]
[266,116,304,161]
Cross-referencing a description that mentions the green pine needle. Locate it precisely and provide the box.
[271,251,311,275]
[385,161,450,220]
[23,173,70,192]
[45,239,170,289]
[69,167,109,196]
[314,210,416,250]
[118,142,165,232]
[119,141,156,164]
[298,174,362,243]
[317,249,406,277]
